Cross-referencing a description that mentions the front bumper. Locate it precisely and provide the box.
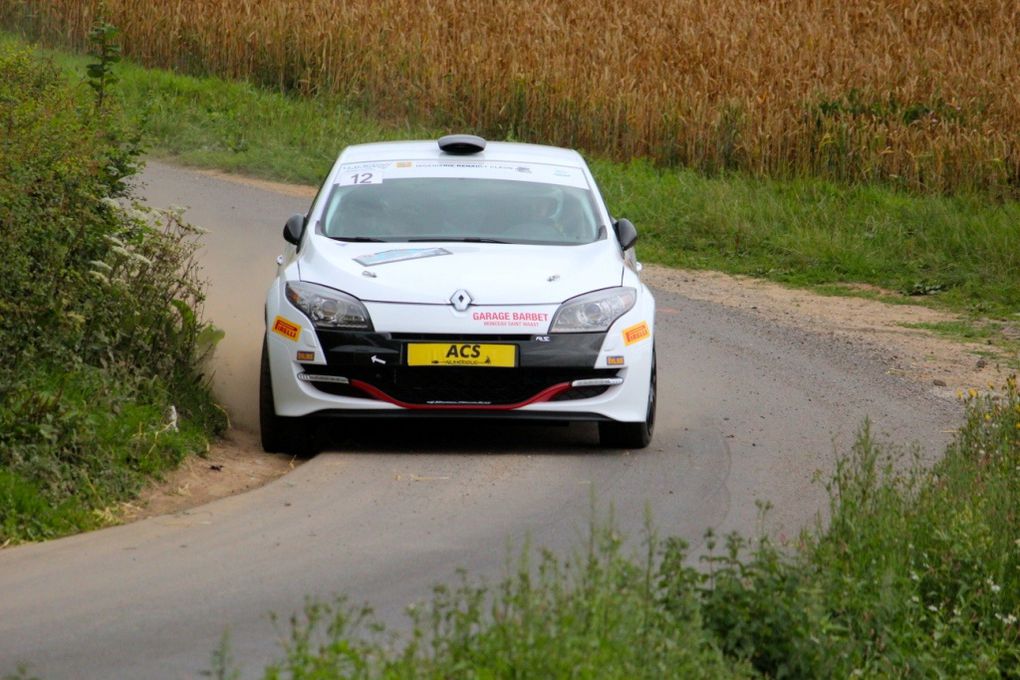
[266,294,655,422]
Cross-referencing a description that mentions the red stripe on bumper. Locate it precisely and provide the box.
[348,380,573,410]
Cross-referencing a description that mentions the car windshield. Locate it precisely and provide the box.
[319,164,603,245]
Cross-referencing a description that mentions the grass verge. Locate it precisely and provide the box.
[11,33,1019,325]
[1,367,216,543]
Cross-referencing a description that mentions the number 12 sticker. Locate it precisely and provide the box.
[339,171,383,186]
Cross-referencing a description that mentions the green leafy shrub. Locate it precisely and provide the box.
[259,532,743,679]
[0,44,224,543]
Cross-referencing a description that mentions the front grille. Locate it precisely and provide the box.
[390,332,533,342]
[304,380,365,399]
[303,365,618,405]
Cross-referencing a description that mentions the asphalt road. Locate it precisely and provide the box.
[0,161,960,678]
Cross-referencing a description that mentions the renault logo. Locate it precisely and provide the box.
[450,289,473,311]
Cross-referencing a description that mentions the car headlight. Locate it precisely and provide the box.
[285,281,373,330]
[550,287,636,333]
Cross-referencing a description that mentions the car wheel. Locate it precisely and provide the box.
[599,347,656,449]
[259,337,312,455]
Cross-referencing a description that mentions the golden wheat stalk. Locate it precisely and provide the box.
[10,0,1018,195]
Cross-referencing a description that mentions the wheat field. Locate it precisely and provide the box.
[5,0,1019,196]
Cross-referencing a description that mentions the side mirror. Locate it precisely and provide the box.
[613,218,638,250]
[283,214,306,245]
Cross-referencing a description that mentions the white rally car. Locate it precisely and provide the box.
[261,135,656,451]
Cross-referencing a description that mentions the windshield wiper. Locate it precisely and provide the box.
[404,237,510,244]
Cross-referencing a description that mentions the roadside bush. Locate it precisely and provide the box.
[259,532,744,679]
[0,44,224,543]
[235,380,1019,677]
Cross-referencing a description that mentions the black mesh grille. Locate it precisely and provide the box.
[550,385,611,401]
[390,332,533,342]
[304,381,365,398]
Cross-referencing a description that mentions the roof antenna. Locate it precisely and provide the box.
[438,134,487,155]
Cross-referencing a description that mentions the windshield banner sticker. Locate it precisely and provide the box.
[354,248,452,267]
[340,160,589,189]
[338,170,383,186]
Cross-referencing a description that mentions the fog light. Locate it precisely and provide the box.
[298,373,349,384]
[570,377,624,388]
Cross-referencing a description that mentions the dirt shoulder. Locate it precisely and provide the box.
[118,429,296,522]
[643,264,1017,397]
[122,260,1017,523]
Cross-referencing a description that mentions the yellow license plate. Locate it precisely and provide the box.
[407,343,516,367]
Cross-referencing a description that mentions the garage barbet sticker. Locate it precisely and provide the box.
[471,309,550,329]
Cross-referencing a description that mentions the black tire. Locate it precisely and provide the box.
[599,347,656,449]
[260,338,312,455]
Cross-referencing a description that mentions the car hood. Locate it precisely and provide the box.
[298,238,624,305]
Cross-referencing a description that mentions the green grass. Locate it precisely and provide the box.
[15,35,430,186]
[594,160,1020,318]
[904,320,1001,342]
[12,32,1019,321]
[1,365,218,543]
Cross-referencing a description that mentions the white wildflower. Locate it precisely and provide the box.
[129,251,153,267]
[164,405,178,433]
